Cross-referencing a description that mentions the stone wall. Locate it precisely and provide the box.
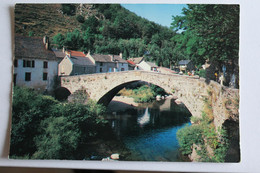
[61,70,239,128]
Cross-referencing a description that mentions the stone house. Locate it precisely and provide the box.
[58,50,95,76]
[87,53,128,73]
[178,60,195,72]
[138,60,158,72]
[14,35,58,92]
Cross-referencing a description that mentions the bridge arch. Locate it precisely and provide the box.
[97,80,170,106]
[54,87,71,101]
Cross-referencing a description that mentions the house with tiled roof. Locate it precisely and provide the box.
[178,60,194,72]
[14,35,58,92]
[58,50,95,76]
[126,60,136,70]
[138,60,158,72]
[87,53,128,73]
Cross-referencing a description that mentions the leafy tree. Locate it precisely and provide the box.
[10,86,107,159]
[52,33,65,49]
[10,87,58,157]
[171,4,239,69]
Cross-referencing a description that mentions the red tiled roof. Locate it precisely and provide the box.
[127,60,136,65]
[68,50,86,57]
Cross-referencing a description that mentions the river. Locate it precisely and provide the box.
[105,96,192,162]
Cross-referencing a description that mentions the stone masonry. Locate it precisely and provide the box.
[61,71,239,128]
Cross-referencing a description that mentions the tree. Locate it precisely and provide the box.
[171,5,239,64]
[52,33,65,49]
[171,5,239,85]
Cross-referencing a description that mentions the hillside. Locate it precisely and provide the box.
[15,4,86,37]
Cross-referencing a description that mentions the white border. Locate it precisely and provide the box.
[1,0,260,172]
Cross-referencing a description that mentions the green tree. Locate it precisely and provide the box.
[52,33,65,49]
[171,5,239,67]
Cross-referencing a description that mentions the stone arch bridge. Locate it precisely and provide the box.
[60,71,239,128]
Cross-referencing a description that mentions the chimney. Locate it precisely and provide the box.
[62,47,65,53]
[45,42,49,50]
[111,55,114,62]
[119,53,123,58]
[43,36,49,50]
[43,36,49,44]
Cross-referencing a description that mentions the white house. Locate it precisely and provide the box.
[14,35,58,92]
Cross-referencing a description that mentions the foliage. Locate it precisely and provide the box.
[28,31,34,37]
[132,85,155,103]
[10,86,107,159]
[171,5,239,67]
[51,4,178,67]
[118,84,167,103]
[10,87,59,156]
[197,69,206,78]
[177,125,204,155]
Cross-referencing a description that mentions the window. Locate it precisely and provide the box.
[100,68,103,72]
[23,60,35,68]
[14,59,18,67]
[100,62,103,66]
[121,68,125,71]
[25,72,31,81]
[43,61,48,68]
[43,73,48,81]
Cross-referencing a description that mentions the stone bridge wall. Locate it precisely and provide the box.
[61,71,239,128]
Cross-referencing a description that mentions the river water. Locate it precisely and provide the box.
[106,97,192,161]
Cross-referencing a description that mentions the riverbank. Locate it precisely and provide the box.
[107,96,139,112]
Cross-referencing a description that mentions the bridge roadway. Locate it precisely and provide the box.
[60,70,239,128]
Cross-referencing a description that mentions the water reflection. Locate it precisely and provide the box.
[137,107,150,127]
[106,98,191,161]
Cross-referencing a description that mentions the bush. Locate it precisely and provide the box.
[10,87,58,157]
[198,69,206,78]
[177,125,204,155]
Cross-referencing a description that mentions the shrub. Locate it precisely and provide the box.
[198,69,206,78]
[177,125,204,155]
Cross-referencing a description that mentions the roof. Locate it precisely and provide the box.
[90,54,127,63]
[69,56,95,66]
[179,60,191,65]
[15,35,57,60]
[158,67,177,74]
[128,57,144,64]
[126,60,136,66]
[68,50,86,57]
[52,48,66,58]
[145,61,158,67]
